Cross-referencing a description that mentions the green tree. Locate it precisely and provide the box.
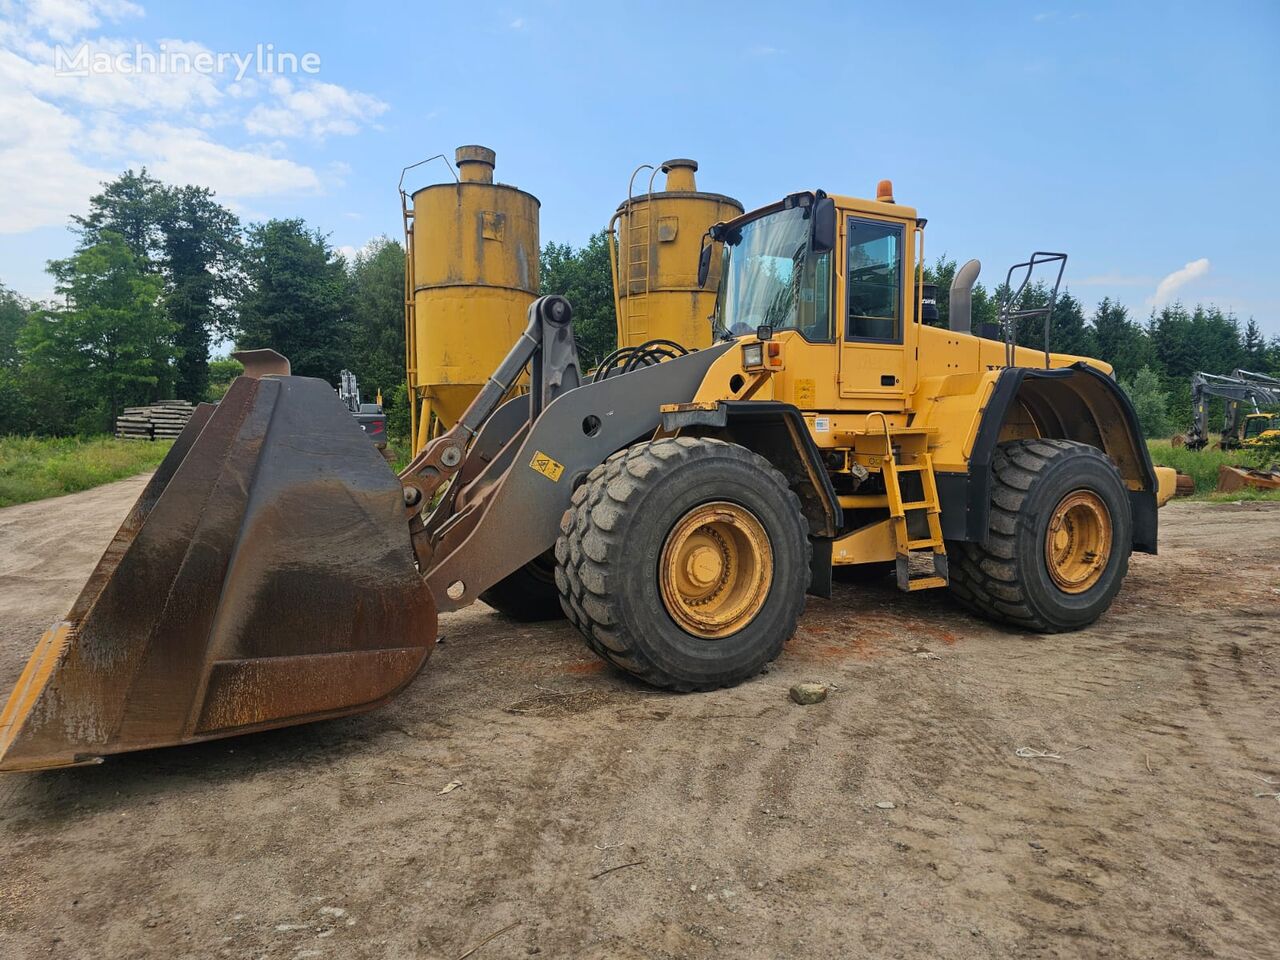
[0,284,32,433]
[348,237,406,406]
[1046,290,1095,358]
[970,282,999,333]
[540,231,616,366]
[1149,303,1243,382]
[73,169,166,265]
[1119,365,1171,439]
[23,234,172,432]
[993,282,1093,356]
[157,185,242,402]
[74,171,241,403]
[1241,317,1267,371]
[236,219,353,382]
[1090,298,1150,381]
[207,356,244,400]
[0,283,30,371]
[920,255,957,329]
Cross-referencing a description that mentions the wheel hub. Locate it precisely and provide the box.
[660,502,773,639]
[685,545,724,587]
[1045,489,1112,594]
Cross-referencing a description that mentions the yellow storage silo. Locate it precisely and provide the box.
[608,159,743,350]
[403,145,539,451]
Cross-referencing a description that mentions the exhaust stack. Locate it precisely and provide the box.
[949,259,982,334]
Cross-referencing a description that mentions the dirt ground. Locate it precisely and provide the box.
[0,476,1277,960]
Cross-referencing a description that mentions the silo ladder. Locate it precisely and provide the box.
[625,198,651,341]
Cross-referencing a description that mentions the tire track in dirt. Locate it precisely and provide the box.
[1,490,1278,958]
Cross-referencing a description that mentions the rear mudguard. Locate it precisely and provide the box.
[424,341,735,610]
[935,363,1160,552]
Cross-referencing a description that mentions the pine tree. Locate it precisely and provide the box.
[1119,366,1171,439]
[236,220,354,382]
[1241,317,1267,371]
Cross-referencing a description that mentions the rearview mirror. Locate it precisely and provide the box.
[811,196,836,254]
[696,235,713,288]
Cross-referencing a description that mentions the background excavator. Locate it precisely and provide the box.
[1181,369,1280,451]
[0,177,1177,773]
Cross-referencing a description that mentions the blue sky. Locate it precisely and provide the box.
[1,0,1277,334]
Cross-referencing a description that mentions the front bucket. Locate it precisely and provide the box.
[0,371,437,772]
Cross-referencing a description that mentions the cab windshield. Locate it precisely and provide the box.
[715,205,832,340]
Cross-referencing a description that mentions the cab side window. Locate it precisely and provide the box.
[846,218,903,342]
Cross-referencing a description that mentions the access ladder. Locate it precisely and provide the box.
[877,437,949,592]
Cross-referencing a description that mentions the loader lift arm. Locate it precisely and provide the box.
[411,302,734,612]
[397,294,582,568]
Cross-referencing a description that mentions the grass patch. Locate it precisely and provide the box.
[1147,439,1280,501]
[1147,440,1237,494]
[1195,488,1280,503]
[0,435,173,508]
[387,440,412,474]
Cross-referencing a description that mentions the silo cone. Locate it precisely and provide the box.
[609,159,743,350]
[404,146,539,452]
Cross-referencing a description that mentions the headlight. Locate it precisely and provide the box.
[741,343,764,369]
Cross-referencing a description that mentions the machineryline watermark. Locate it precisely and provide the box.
[54,43,321,81]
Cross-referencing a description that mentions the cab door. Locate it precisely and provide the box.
[838,213,915,407]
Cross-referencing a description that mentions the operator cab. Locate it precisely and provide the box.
[1243,413,1279,440]
[702,183,1075,399]
[701,184,927,405]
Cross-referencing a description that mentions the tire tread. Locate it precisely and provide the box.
[556,437,809,690]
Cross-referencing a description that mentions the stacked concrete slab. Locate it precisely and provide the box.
[115,401,195,441]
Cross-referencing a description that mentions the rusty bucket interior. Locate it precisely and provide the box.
[0,363,437,772]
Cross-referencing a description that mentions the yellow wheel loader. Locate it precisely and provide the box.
[0,181,1177,772]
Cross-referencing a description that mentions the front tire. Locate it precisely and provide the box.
[555,437,810,690]
[948,439,1132,632]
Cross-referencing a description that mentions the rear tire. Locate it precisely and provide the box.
[478,552,565,622]
[948,439,1132,632]
[555,437,810,690]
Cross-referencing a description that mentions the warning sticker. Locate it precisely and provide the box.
[529,451,565,482]
[794,378,817,406]
[814,416,830,433]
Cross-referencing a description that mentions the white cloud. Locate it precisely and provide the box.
[244,77,388,139]
[508,17,525,29]
[0,85,110,232]
[1,38,224,113]
[1148,258,1210,307]
[128,124,321,198]
[0,0,386,239]
[335,237,383,262]
[20,0,143,42]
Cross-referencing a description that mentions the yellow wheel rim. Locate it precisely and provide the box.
[1045,489,1112,594]
[659,502,773,639]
